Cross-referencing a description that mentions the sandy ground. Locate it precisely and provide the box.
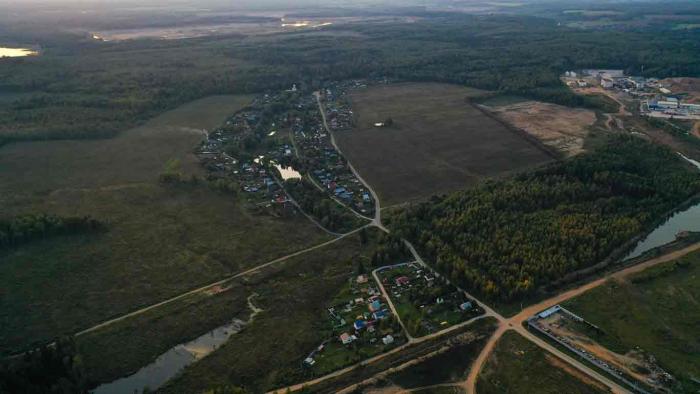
[540,314,667,392]
[488,101,597,156]
[92,16,409,41]
[660,77,700,103]
[338,83,552,205]
[545,354,610,392]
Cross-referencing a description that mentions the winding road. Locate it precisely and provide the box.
[315,92,386,231]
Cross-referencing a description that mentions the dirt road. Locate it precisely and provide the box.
[269,314,491,394]
[461,240,700,394]
[73,228,365,338]
[315,92,386,231]
[372,264,416,343]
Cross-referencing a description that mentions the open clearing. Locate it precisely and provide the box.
[476,331,610,394]
[336,83,553,205]
[564,249,700,393]
[487,101,597,156]
[0,95,329,355]
[534,309,672,392]
[0,95,251,211]
[660,77,700,103]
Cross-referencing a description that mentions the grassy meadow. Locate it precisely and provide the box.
[77,282,252,386]
[476,331,610,394]
[157,229,381,393]
[0,95,330,355]
[564,250,700,393]
[385,319,496,389]
[0,95,251,211]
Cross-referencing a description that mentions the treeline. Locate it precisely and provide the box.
[284,178,367,233]
[2,13,700,145]
[0,339,88,394]
[371,232,412,267]
[388,136,700,303]
[522,87,621,113]
[0,214,104,250]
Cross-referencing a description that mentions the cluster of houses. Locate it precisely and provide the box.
[331,274,393,344]
[197,93,297,208]
[379,263,479,335]
[319,82,362,131]
[291,92,375,216]
[528,306,674,393]
[303,273,400,368]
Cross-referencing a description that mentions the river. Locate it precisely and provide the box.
[622,153,700,260]
[92,294,262,394]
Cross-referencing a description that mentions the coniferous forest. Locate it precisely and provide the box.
[388,136,700,302]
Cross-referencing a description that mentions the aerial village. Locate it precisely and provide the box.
[196,82,374,225]
[562,69,700,119]
[195,80,491,370]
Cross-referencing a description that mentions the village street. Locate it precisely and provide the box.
[315,91,386,231]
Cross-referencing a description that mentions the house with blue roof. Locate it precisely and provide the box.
[372,309,388,320]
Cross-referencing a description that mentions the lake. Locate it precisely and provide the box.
[622,153,700,260]
[93,294,262,394]
[0,47,38,58]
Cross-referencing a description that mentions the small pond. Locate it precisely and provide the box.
[0,47,38,58]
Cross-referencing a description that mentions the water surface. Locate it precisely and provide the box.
[93,319,246,394]
[0,47,38,58]
[623,153,700,260]
[93,295,262,394]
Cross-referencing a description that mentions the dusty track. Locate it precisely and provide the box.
[315,92,385,230]
[73,228,365,338]
[460,240,700,394]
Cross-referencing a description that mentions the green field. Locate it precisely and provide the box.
[77,283,252,385]
[476,331,610,394]
[0,95,251,210]
[564,250,700,393]
[0,96,330,355]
